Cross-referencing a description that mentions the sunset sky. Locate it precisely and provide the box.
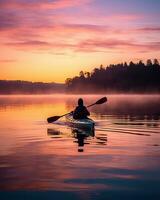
[0,0,160,83]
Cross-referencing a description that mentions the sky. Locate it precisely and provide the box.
[0,0,160,83]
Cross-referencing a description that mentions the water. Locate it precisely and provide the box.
[0,95,160,200]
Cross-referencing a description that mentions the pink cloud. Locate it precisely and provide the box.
[76,39,160,52]
[0,1,159,55]
[5,37,160,54]
[138,27,160,32]
[6,40,75,51]
[0,0,91,10]
[0,11,21,30]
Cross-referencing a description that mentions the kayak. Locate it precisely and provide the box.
[66,114,95,130]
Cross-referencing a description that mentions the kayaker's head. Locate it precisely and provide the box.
[78,98,83,106]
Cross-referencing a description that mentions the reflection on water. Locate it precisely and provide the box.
[47,127,107,153]
[73,129,94,152]
[0,95,160,199]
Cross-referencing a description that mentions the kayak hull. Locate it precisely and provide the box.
[66,114,95,130]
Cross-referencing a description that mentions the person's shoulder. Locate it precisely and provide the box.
[75,106,79,110]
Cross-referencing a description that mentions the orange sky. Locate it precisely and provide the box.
[0,0,160,83]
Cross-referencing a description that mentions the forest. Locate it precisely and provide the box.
[65,59,160,93]
[1,59,159,94]
[0,80,65,94]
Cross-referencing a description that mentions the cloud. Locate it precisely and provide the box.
[0,59,17,63]
[5,37,160,54]
[0,0,92,31]
[0,0,91,10]
[12,40,50,46]
[138,27,160,32]
[37,23,110,37]
[0,11,21,30]
[0,1,160,55]
[6,40,75,52]
[76,39,160,52]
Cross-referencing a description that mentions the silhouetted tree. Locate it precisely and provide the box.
[84,72,90,78]
[138,60,145,67]
[79,71,85,77]
[65,59,160,93]
[147,59,152,67]
[153,59,159,66]
[129,61,135,67]
[124,62,128,67]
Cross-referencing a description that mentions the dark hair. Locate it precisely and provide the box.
[78,98,83,106]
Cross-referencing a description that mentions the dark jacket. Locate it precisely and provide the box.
[73,106,90,119]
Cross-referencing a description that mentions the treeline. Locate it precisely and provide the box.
[0,80,65,94]
[65,59,160,93]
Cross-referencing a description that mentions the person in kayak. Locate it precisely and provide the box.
[73,98,90,119]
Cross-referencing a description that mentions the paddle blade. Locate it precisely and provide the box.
[96,97,107,104]
[47,116,60,123]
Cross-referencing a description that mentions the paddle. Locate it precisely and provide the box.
[47,97,107,123]
[87,97,107,107]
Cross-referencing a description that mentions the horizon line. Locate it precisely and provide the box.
[0,79,65,84]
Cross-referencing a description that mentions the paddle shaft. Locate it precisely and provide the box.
[87,103,96,108]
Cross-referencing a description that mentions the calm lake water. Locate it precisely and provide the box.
[0,94,160,200]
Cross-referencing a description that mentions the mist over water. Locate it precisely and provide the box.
[0,94,160,199]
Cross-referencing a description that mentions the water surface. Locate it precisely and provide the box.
[0,95,160,199]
